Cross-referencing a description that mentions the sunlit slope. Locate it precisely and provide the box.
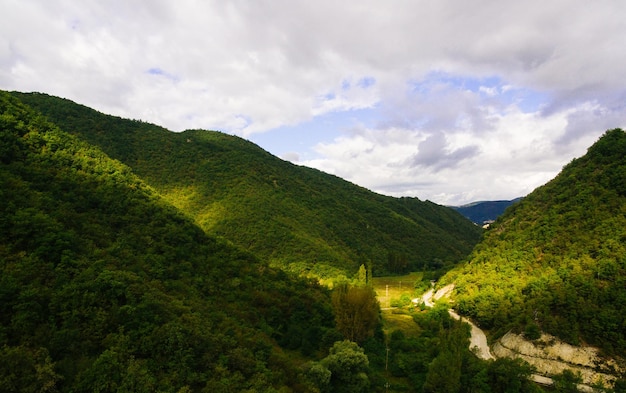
[444,129,626,355]
[0,92,336,391]
[11,91,482,278]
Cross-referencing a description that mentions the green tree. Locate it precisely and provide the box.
[322,340,370,393]
[0,345,60,393]
[304,362,331,393]
[332,283,380,343]
[487,357,537,393]
[524,322,541,340]
[423,349,462,393]
[468,367,492,393]
[422,321,467,393]
[552,369,582,393]
[357,264,367,285]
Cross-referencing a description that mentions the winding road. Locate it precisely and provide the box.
[417,285,494,360]
[416,286,597,392]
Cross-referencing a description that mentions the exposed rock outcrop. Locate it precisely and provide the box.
[418,284,624,388]
[493,332,623,386]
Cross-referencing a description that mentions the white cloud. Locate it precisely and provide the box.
[1,0,626,204]
[300,104,596,206]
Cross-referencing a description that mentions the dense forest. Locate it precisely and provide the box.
[5,89,626,392]
[0,92,342,391]
[444,129,626,355]
[10,91,482,281]
[0,91,498,392]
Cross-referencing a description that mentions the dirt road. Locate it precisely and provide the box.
[417,285,493,360]
[416,287,599,391]
[448,309,494,360]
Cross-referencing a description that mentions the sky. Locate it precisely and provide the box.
[2,1,625,205]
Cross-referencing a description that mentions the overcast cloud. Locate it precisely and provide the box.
[2,0,625,205]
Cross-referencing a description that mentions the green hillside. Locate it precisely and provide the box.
[10,91,482,280]
[444,129,626,355]
[7,89,606,392]
[0,92,338,391]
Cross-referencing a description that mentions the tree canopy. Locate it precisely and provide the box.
[0,91,337,391]
[332,283,380,344]
[445,129,626,355]
[10,91,482,280]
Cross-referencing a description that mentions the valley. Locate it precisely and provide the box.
[1,90,625,392]
[375,273,625,391]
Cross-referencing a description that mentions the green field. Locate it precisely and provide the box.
[372,272,423,308]
[372,272,427,337]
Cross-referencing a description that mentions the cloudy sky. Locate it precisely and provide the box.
[2,1,625,205]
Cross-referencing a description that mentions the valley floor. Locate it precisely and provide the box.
[372,274,623,391]
[420,284,623,391]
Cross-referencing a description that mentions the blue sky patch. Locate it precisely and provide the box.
[409,72,548,113]
[251,107,380,161]
[357,76,376,89]
[146,67,179,82]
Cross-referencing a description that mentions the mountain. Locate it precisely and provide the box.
[8,89,620,391]
[0,91,338,391]
[444,128,626,355]
[9,91,483,279]
[452,198,522,225]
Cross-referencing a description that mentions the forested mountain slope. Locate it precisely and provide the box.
[10,91,482,279]
[0,92,337,391]
[444,129,626,356]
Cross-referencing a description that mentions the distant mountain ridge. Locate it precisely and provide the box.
[9,91,483,279]
[452,198,522,225]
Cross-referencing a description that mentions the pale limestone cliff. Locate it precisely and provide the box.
[420,284,624,388]
[492,332,623,386]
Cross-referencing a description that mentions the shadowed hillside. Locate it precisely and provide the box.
[0,92,338,391]
[10,91,482,279]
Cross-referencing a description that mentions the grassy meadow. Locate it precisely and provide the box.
[372,272,424,308]
[372,272,428,337]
